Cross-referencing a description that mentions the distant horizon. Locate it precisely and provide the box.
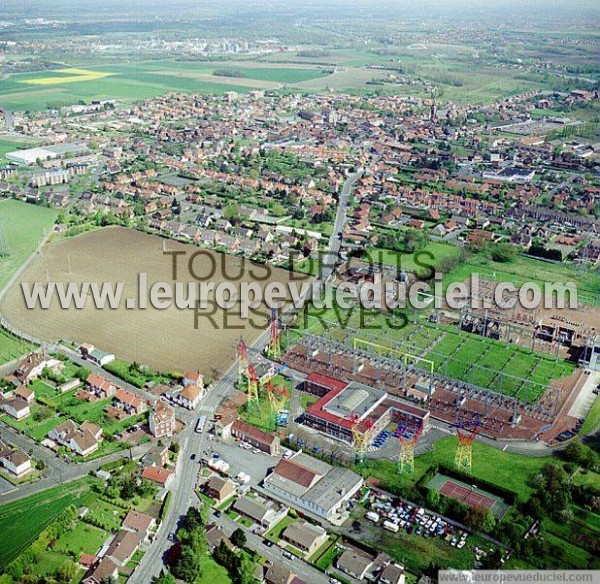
[3,0,599,22]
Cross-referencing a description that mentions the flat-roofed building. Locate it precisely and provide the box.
[6,143,89,166]
[303,378,429,445]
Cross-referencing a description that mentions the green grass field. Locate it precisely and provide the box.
[0,478,94,568]
[0,61,328,111]
[53,521,108,556]
[197,555,232,584]
[358,436,554,501]
[0,327,35,365]
[83,495,126,531]
[0,138,41,163]
[369,242,462,275]
[443,255,600,307]
[0,199,58,292]
[580,395,600,436]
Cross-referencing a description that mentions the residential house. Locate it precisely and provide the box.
[86,373,118,399]
[232,496,288,530]
[183,370,204,388]
[141,466,174,488]
[0,397,30,420]
[380,563,406,584]
[15,354,63,384]
[214,409,240,440]
[176,384,202,410]
[114,389,148,415]
[231,420,280,455]
[205,523,233,551]
[264,564,302,584]
[106,530,141,567]
[122,510,156,542]
[149,399,176,438]
[48,419,101,457]
[142,444,170,468]
[82,557,119,584]
[336,548,374,581]
[15,385,35,403]
[281,521,328,556]
[205,476,236,504]
[0,442,32,478]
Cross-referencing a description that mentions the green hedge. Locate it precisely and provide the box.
[437,463,518,505]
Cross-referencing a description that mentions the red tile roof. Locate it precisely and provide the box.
[232,420,276,447]
[273,458,317,488]
[141,466,173,486]
[305,372,348,392]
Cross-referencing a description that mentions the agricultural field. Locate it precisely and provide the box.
[0,199,58,293]
[0,60,331,111]
[0,43,573,111]
[0,478,94,568]
[0,226,299,374]
[20,67,112,86]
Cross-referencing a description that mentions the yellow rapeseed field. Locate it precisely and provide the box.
[21,68,112,85]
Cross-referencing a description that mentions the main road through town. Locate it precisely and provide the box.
[134,171,361,581]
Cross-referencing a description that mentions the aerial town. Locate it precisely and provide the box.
[0,1,598,583]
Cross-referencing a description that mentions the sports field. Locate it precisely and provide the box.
[427,472,510,519]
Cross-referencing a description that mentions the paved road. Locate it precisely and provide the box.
[134,173,362,580]
[0,420,153,503]
[321,171,361,283]
[213,509,331,584]
[133,360,242,582]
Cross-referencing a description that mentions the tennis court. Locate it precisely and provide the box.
[439,481,496,509]
[427,472,510,519]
